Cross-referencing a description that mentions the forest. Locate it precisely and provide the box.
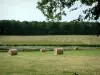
[0,20,100,35]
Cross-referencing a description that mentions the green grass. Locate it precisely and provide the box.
[0,35,100,45]
[0,50,100,75]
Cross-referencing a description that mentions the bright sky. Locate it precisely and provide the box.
[0,0,100,22]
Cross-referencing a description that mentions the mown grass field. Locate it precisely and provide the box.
[0,50,100,75]
[0,35,100,45]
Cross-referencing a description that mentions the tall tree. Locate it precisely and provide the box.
[37,0,100,21]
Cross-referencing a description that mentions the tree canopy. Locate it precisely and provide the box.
[0,20,99,35]
[37,0,100,21]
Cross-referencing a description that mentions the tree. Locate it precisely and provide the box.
[37,0,100,21]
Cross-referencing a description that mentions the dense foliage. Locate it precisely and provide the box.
[0,20,100,35]
[37,0,100,21]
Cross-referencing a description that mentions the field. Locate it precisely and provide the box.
[0,50,100,75]
[0,35,100,45]
[0,35,100,75]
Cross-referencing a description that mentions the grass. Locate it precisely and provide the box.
[0,35,100,45]
[0,50,100,75]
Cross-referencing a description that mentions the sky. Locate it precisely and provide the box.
[0,0,100,22]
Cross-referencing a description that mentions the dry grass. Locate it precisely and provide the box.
[0,50,100,75]
[0,35,100,45]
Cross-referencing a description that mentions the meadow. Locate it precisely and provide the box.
[0,35,100,45]
[0,50,100,75]
[0,35,100,75]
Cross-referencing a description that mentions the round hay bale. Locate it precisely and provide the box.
[40,48,45,52]
[74,47,78,50]
[8,49,18,55]
[54,48,63,55]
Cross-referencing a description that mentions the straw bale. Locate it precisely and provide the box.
[54,48,63,55]
[40,48,45,52]
[8,49,18,55]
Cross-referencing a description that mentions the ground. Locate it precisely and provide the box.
[0,35,100,45]
[0,50,100,75]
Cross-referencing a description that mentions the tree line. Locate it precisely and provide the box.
[0,20,100,35]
